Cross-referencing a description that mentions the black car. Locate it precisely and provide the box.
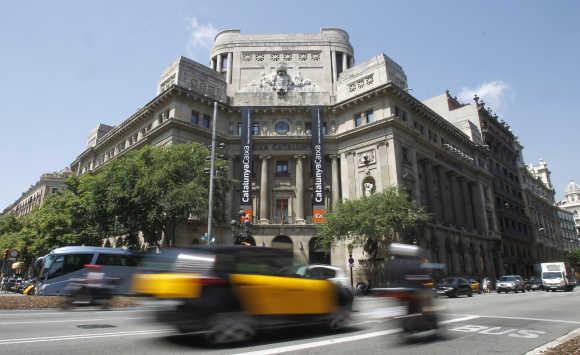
[527,276,543,291]
[435,277,473,298]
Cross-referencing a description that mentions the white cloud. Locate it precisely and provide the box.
[458,81,510,112]
[188,17,218,49]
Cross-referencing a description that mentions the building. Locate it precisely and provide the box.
[71,28,502,283]
[557,181,580,239]
[520,160,565,261]
[557,208,579,252]
[2,170,71,217]
[424,91,534,275]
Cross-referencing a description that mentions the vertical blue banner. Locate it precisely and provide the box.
[239,108,253,223]
[311,106,326,223]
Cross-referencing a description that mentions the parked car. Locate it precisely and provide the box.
[527,276,543,291]
[467,277,482,294]
[133,246,354,345]
[496,275,526,293]
[434,277,473,298]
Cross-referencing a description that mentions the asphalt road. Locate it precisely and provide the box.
[0,289,578,355]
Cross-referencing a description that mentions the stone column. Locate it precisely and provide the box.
[451,175,465,227]
[331,50,337,82]
[216,54,222,73]
[342,52,348,73]
[410,149,421,204]
[473,182,489,234]
[226,52,233,84]
[295,155,305,224]
[330,155,340,208]
[259,156,270,224]
[461,179,474,231]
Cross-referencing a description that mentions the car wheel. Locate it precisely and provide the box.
[467,291,473,298]
[205,313,255,345]
[329,306,352,330]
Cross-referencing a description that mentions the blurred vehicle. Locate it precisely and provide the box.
[527,276,543,291]
[536,262,576,292]
[374,244,441,338]
[62,264,118,309]
[466,277,482,294]
[133,247,353,345]
[35,246,140,296]
[496,275,526,293]
[292,264,349,288]
[434,277,473,298]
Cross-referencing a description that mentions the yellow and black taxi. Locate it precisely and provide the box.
[133,246,353,344]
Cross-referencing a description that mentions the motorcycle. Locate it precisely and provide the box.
[62,265,117,310]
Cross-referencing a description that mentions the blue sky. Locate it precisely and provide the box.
[1,1,579,208]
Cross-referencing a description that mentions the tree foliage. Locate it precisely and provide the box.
[0,142,229,265]
[568,248,580,268]
[316,187,429,257]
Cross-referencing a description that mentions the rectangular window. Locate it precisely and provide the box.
[305,122,312,135]
[237,122,242,136]
[191,111,199,125]
[402,146,410,163]
[202,114,210,128]
[252,123,260,136]
[365,109,374,123]
[354,113,362,127]
[220,54,228,72]
[323,122,327,135]
[401,110,408,121]
[275,160,289,177]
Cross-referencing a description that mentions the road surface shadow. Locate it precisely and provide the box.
[156,325,366,350]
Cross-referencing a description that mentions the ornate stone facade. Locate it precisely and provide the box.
[71,28,506,286]
[3,170,71,217]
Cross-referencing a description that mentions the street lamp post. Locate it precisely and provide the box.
[206,101,218,246]
[347,244,354,290]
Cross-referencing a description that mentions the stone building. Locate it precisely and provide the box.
[557,181,580,238]
[2,170,71,217]
[557,208,579,252]
[520,160,565,262]
[424,91,534,275]
[71,28,502,283]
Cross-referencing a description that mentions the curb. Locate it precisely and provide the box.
[526,327,580,355]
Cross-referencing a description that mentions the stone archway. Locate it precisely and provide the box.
[272,235,293,251]
[308,237,330,264]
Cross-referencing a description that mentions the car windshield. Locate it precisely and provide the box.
[499,276,516,282]
[543,272,563,279]
[439,278,457,285]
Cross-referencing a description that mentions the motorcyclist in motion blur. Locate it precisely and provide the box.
[375,243,440,339]
[63,264,117,309]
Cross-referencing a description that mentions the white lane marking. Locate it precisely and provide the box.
[0,316,148,326]
[439,315,480,325]
[0,309,147,318]
[234,315,480,355]
[449,314,580,325]
[0,329,173,345]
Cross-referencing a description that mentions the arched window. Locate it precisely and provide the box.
[272,235,293,251]
[308,237,330,264]
[275,121,290,135]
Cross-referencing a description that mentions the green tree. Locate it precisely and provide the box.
[568,248,580,268]
[317,187,429,256]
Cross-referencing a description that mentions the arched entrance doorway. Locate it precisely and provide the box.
[271,235,293,251]
[308,237,330,264]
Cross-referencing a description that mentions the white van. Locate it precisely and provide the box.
[36,246,139,296]
[538,262,576,292]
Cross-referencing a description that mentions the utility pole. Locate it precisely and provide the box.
[207,101,218,246]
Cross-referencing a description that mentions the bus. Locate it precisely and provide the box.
[36,246,140,296]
